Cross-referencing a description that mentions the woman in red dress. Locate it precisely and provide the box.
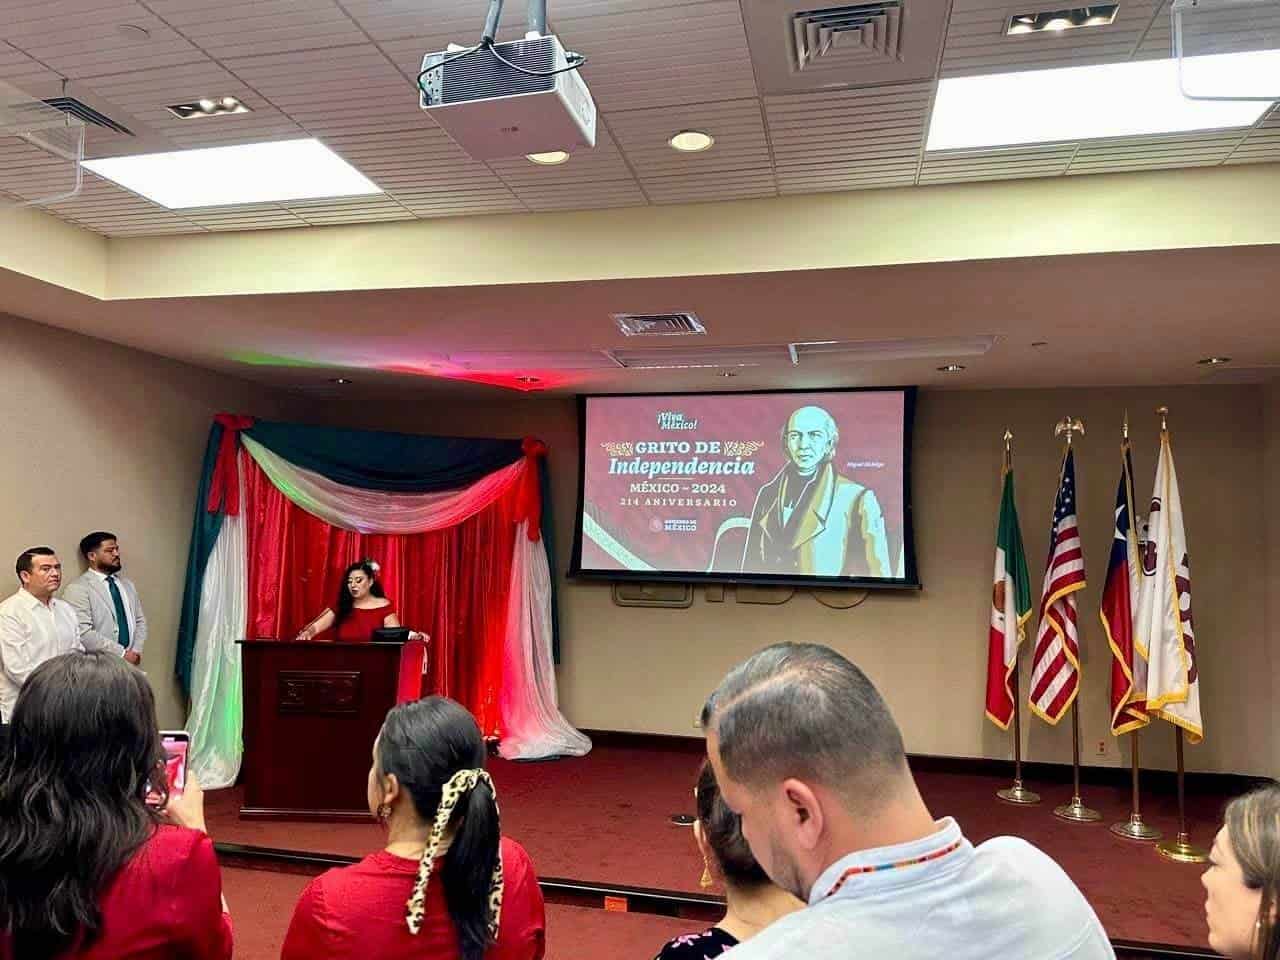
[0,651,232,960]
[281,696,545,960]
[294,560,428,644]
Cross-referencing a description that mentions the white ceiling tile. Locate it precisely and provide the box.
[0,41,61,89]
[144,0,366,60]
[223,44,422,139]
[2,1,205,80]
[607,99,771,184]
[78,61,303,149]
[557,2,756,110]
[643,167,775,204]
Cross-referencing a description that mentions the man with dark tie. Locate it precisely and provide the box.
[63,532,147,666]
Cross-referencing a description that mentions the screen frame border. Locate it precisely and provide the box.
[568,385,920,591]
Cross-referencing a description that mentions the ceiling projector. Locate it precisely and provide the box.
[419,33,597,160]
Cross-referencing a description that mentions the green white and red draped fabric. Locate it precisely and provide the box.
[178,415,589,788]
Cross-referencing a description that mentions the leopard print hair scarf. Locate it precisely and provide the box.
[404,768,504,938]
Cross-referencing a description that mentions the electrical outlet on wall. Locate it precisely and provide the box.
[1096,739,1108,757]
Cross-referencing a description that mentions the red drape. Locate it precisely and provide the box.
[241,453,519,737]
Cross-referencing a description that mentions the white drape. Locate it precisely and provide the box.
[242,435,527,534]
[186,469,247,789]
[498,522,592,760]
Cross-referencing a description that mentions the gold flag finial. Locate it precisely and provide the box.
[1123,410,1129,441]
[1054,417,1085,445]
[1157,405,1169,432]
[1004,428,1013,450]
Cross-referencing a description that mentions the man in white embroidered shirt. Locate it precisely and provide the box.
[0,547,84,722]
[702,643,1114,960]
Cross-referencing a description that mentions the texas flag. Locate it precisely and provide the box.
[1101,441,1149,736]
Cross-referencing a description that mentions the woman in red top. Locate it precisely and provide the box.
[281,696,545,960]
[294,559,428,644]
[0,651,232,960]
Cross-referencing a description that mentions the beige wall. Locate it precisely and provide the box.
[311,382,1271,777]
[1265,382,1280,779]
[0,311,290,727]
[5,308,1266,777]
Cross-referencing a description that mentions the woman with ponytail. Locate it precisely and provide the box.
[281,697,544,960]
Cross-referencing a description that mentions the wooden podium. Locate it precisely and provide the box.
[238,639,407,821]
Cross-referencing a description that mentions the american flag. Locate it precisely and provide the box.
[1029,448,1087,724]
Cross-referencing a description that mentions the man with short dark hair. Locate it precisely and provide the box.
[63,531,147,666]
[0,548,83,721]
[702,643,1113,959]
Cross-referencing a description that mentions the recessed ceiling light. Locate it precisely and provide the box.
[1005,5,1119,34]
[720,370,737,377]
[526,151,569,165]
[167,96,251,119]
[1197,356,1231,365]
[329,377,352,385]
[927,58,1269,151]
[516,375,541,384]
[937,364,966,373]
[83,138,381,209]
[668,130,715,153]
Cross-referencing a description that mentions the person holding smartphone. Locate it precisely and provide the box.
[0,651,232,960]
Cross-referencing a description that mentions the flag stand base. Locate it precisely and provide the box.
[1111,813,1161,841]
[1157,832,1208,863]
[1158,731,1206,862]
[997,781,1041,804]
[1054,796,1102,822]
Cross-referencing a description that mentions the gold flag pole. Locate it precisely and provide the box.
[1111,413,1161,842]
[1112,729,1161,840]
[998,430,1040,806]
[1052,417,1102,824]
[1151,407,1209,863]
[1158,728,1207,862]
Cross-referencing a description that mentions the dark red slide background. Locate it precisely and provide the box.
[580,390,906,576]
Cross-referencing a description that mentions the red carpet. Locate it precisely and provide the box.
[208,743,1226,950]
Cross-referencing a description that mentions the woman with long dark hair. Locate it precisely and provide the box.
[0,651,232,960]
[294,559,428,644]
[1203,784,1280,959]
[281,696,544,960]
[653,760,801,959]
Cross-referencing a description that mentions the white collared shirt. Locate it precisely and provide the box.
[89,567,135,631]
[728,817,1114,960]
[0,588,83,721]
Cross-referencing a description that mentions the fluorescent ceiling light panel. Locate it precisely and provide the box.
[926,58,1270,151]
[83,138,381,208]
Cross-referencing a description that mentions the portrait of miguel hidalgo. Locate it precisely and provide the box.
[742,405,893,578]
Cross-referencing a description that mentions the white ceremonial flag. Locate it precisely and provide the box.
[1134,429,1202,742]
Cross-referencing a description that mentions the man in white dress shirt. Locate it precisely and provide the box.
[701,643,1114,960]
[0,547,83,722]
[63,531,147,666]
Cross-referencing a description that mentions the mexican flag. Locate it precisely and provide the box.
[986,456,1033,729]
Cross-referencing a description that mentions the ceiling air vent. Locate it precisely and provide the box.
[612,312,707,337]
[41,97,133,136]
[791,1,905,71]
